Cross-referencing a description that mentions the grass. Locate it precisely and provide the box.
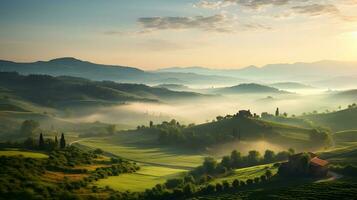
[333,130,357,143]
[0,149,48,158]
[78,132,206,192]
[319,142,357,165]
[212,163,279,184]
[95,165,186,192]
[302,107,357,132]
[78,132,205,169]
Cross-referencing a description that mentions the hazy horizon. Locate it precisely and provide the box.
[1,0,357,69]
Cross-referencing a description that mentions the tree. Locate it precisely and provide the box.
[222,181,230,190]
[54,135,58,148]
[23,137,35,149]
[260,175,267,182]
[20,120,39,137]
[184,175,195,184]
[265,170,273,179]
[60,133,66,149]
[149,121,154,128]
[203,157,217,174]
[247,150,261,165]
[264,150,276,163]
[232,179,240,189]
[220,156,232,169]
[275,108,279,116]
[39,133,45,149]
[215,183,223,192]
[106,125,116,135]
[230,150,242,168]
[183,183,195,196]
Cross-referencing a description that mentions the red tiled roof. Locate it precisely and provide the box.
[310,157,329,167]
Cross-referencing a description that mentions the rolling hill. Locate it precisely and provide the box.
[0,72,207,108]
[301,107,357,132]
[0,57,239,85]
[269,82,314,90]
[213,83,288,94]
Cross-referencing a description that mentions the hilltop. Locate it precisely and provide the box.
[213,83,288,94]
[142,111,330,151]
[269,82,314,90]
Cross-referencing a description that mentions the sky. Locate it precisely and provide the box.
[0,0,357,69]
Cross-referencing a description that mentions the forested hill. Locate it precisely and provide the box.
[0,72,206,108]
[143,112,330,150]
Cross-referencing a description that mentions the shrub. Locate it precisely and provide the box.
[232,179,240,189]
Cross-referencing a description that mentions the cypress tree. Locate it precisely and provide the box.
[60,133,66,149]
[275,107,279,116]
[39,133,45,149]
[54,135,58,148]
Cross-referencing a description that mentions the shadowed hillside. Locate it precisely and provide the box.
[0,72,206,108]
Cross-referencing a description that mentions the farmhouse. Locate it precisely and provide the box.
[279,152,329,178]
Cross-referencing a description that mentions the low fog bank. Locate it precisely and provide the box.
[207,141,286,157]
[62,91,354,127]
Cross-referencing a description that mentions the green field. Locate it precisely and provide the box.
[212,163,278,184]
[78,132,206,192]
[96,165,186,192]
[0,149,48,158]
[319,142,357,165]
[78,132,205,168]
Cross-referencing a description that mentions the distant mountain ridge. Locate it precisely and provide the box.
[158,60,357,83]
[2,58,357,87]
[0,57,239,85]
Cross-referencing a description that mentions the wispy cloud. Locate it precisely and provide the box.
[291,4,357,21]
[137,14,236,33]
[194,0,295,9]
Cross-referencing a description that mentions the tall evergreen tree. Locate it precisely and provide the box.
[60,133,66,149]
[54,135,58,148]
[39,133,45,149]
[275,107,280,116]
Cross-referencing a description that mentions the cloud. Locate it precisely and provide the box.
[194,0,295,9]
[137,14,236,33]
[291,3,357,21]
[136,13,271,33]
[291,4,339,16]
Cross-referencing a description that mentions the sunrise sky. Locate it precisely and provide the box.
[0,0,357,69]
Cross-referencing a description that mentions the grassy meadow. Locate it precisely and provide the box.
[78,132,205,169]
[95,165,186,192]
[0,149,48,158]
